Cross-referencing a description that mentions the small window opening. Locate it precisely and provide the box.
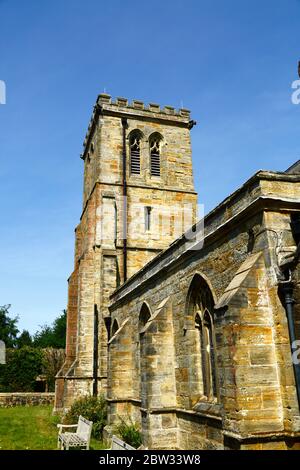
[145,206,152,231]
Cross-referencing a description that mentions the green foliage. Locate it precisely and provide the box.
[33,310,66,349]
[0,306,67,392]
[0,346,65,392]
[64,395,107,439]
[0,305,19,348]
[0,347,43,392]
[51,310,67,348]
[114,416,142,449]
[17,330,33,348]
[33,325,54,348]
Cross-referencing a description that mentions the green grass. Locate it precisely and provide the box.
[0,405,107,450]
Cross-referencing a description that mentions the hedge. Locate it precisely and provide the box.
[0,347,44,392]
[0,347,65,392]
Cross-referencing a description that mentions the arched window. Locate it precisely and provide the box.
[138,303,152,402]
[129,131,142,175]
[187,274,218,401]
[111,319,119,336]
[139,303,151,331]
[149,133,162,177]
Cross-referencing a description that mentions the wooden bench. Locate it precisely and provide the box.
[110,435,136,450]
[57,415,93,450]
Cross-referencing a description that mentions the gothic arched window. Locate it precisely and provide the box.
[187,274,218,401]
[138,303,152,401]
[129,131,142,175]
[139,303,151,331]
[149,133,162,177]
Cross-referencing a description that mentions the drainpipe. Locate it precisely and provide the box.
[279,276,300,409]
[121,117,128,282]
[93,304,99,397]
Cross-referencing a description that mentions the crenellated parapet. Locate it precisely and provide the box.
[97,93,191,117]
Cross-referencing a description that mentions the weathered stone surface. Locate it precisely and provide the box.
[0,393,55,407]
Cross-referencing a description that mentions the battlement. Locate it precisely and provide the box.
[97,93,191,119]
[82,94,194,152]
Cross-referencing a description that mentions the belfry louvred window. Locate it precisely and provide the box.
[130,134,141,175]
[150,137,161,176]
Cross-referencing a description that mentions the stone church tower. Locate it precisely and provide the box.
[55,94,198,410]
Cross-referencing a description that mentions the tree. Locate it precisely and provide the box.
[33,310,66,349]
[17,330,33,348]
[52,309,67,349]
[33,325,54,348]
[0,305,19,348]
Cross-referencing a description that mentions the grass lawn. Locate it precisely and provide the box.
[0,405,107,450]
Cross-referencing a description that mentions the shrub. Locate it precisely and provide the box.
[0,347,43,392]
[114,416,142,449]
[64,395,107,439]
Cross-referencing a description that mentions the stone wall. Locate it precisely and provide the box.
[108,171,300,450]
[0,393,55,407]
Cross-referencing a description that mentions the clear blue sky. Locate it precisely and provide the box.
[0,0,299,333]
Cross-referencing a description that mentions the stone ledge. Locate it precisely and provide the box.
[193,401,222,417]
